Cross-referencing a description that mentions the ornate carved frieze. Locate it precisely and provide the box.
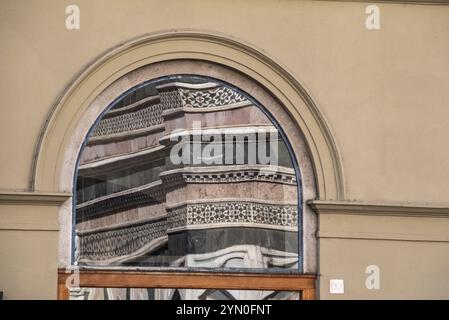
[91,101,167,137]
[167,206,187,230]
[159,88,185,110]
[77,199,298,261]
[179,86,248,108]
[160,166,297,191]
[167,201,298,232]
[76,182,166,220]
[183,169,296,185]
[78,217,167,261]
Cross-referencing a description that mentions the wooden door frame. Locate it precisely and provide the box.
[57,269,317,300]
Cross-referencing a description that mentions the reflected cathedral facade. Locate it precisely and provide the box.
[73,77,301,299]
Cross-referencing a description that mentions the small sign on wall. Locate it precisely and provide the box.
[330,279,345,294]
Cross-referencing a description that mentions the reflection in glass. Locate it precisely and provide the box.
[70,287,300,300]
[75,75,301,271]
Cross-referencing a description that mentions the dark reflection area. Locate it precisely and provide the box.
[69,287,300,300]
[74,75,302,274]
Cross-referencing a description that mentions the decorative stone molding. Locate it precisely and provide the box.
[313,200,449,244]
[168,201,298,231]
[317,230,449,243]
[76,181,165,219]
[86,124,165,146]
[179,86,248,109]
[167,199,298,231]
[161,103,253,120]
[158,126,280,147]
[35,31,323,271]
[91,99,165,137]
[78,145,166,175]
[32,30,341,201]
[160,165,297,187]
[309,200,449,218]
[78,199,299,262]
[0,191,71,206]
[321,0,449,4]
[78,216,167,261]
[103,96,161,118]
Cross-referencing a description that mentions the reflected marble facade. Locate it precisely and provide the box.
[74,76,301,299]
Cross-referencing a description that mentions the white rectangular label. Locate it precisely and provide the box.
[330,279,344,294]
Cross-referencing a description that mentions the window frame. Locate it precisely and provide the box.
[66,75,314,300]
[57,268,316,300]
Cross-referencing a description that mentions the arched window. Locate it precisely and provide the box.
[68,75,312,300]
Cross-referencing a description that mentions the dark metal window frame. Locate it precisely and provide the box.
[67,75,313,300]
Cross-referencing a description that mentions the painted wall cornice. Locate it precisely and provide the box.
[316,0,449,5]
[309,200,449,218]
[0,191,71,206]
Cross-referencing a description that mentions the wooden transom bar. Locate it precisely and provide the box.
[57,269,317,300]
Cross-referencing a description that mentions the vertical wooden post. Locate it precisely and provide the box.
[57,271,70,300]
[302,288,316,300]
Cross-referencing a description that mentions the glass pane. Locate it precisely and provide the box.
[74,75,301,270]
[69,287,300,300]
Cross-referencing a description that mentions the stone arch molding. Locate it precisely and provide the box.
[32,30,345,202]
[31,30,345,269]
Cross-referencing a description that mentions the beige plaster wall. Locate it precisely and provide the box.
[0,204,59,299]
[318,211,449,299]
[0,0,448,299]
[320,237,449,299]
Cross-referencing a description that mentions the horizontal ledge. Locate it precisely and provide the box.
[167,223,298,234]
[162,101,252,118]
[0,223,59,231]
[317,0,449,5]
[166,197,298,210]
[161,125,278,138]
[0,191,71,206]
[77,215,167,235]
[308,200,449,218]
[76,180,162,209]
[58,268,316,291]
[317,231,449,243]
[160,164,295,176]
[103,95,160,118]
[79,145,165,173]
[78,236,169,265]
[87,124,165,145]
[156,82,219,90]
[64,265,312,275]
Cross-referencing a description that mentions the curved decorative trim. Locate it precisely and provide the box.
[31,29,345,201]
